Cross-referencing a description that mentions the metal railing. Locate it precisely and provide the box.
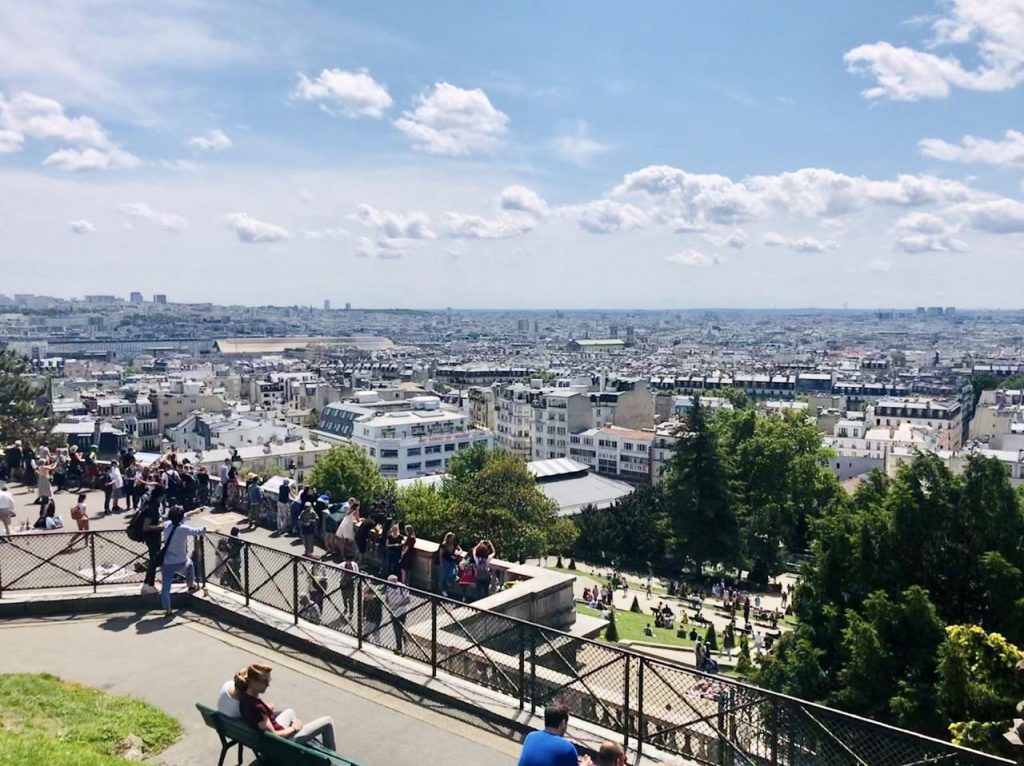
[0,529,1012,766]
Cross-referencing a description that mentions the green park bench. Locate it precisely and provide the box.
[196,704,366,766]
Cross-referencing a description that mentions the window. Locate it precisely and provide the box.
[458,442,469,450]
[381,449,399,458]
[425,459,442,469]
[425,445,441,454]
[380,464,398,473]
[407,447,421,456]
[407,462,421,471]
[444,443,455,452]
[369,447,376,457]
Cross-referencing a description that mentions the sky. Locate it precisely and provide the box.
[1,0,1023,309]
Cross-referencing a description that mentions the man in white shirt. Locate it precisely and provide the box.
[157,505,205,617]
[0,482,15,538]
[108,464,124,513]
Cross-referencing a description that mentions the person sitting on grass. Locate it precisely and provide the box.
[643,623,655,638]
[239,664,336,751]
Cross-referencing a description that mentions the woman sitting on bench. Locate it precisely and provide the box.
[239,664,337,751]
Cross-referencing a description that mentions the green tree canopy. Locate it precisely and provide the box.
[306,444,392,506]
[0,349,48,446]
[662,394,740,575]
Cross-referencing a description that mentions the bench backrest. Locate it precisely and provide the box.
[195,703,263,750]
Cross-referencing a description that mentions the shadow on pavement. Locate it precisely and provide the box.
[99,611,149,632]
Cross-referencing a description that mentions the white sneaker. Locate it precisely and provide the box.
[140,584,158,595]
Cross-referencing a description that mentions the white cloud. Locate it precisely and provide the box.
[703,229,747,249]
[957,198,1024,233]
[355,235,413,259]
[354,204,434,239]
[894,234,968,253]
[0,91,140,170]
[569,200,647,234]
[293,68,393,119]
[0,129,24,153]
[844,1,1024,101]
[440,211,537,239]
[224,212,290,243]
[187,128,232,151]
[552,121,609,165]
[303,228,350,241]
[919,129,1024,168]
[665,249,721,267]
[68,219,94,234]
[499,185,548,217]
[394,83,508,156]
[117,202,187,231]
[43,146,140,171]
[613,165,761,226]
[763,232,838,252]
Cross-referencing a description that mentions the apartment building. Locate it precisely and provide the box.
[570,425,653,484]
[348,395,494,480]
[531,389,592,461]
[467,386,497,431]
[870,397,963,450]
[495,383,535,460]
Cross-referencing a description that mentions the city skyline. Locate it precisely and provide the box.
[1,1,1023,308]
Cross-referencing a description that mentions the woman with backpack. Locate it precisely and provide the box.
[472,540,495,602]
[156,505,205,617]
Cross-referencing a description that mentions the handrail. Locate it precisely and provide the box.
[0,529,1011,766]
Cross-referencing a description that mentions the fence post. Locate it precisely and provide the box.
[518,622,526,710]
[430,598,438,678]
[356,575,363,649]
[637,657,645,756]
[90,532,97,593]
[623,654,631,750]
[770,698,779,766]
[199,537,208,598]
[292,558,299,625]
[718,693,727,766]
[529,627,537,716]
[243,543,250,607]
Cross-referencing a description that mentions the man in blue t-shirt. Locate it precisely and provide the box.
[518,704,581,766]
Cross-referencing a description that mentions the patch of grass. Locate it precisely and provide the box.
[0,673,181,765]
[578,604,710,649]
[549,566,668,594]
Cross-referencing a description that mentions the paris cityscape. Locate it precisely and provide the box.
[2,2,1024,765]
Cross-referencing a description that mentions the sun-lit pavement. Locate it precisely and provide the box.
[0,612,521,766]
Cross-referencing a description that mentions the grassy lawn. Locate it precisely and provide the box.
[548,565,668,594]
[578,604,716,649]
[0,673,181,766]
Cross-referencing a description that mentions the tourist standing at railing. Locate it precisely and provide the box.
[473,540,495,601]
[275,479,292,534]
[66,493,90,550]
[298,503,319,557]
[35,456,56,506]
[384,574,410,654]
[363,581,382,642]
[438,532,462,597]
[385,522,403,577]
[0,481,14,539]
[196,465,210,507]
[3,441,22,483]
[156,504,204,617]
[339,553,359,616]
[592,742,625,766]
[245,476,263,530]
[399,525,416,585]
[217,458,230,509]
[139,487,167,595]
[338,497,359,559]
[517,704,581,766]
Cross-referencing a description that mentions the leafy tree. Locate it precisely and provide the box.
[717,386,750,409]
[305,408,321,428]
[0,350,49,446]
[307,445,391,507]
[937,624,1024,750]
[662,395,740,575]
[394,482,454,543]
[572,484,668,571]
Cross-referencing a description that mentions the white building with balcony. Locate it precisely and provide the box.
[350,395,494,479]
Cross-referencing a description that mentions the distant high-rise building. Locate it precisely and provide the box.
[323,299,331,311]
[84,295,117,304]
[610,324,619,338]
[130,292,143,303]
[153,294,167,305]
[517,319,529,333]
[344,302,351,311]
[945,306,956,316]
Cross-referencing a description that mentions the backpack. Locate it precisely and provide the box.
[126,509,147,542]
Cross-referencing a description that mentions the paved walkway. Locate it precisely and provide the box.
[0,611,522,766]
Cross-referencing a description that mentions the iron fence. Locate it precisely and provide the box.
[0,530,1012,766]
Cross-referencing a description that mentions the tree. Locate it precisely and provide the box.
[395,482,454,543]
[937,624,1024,750]
[305,408,321,429]
[441,447,561,559]
[573,484,668,571]
[306,445,391,507]
[0,349,48,446]
[662,395,740,575]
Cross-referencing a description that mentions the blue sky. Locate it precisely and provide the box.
[1,0,1023,308]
